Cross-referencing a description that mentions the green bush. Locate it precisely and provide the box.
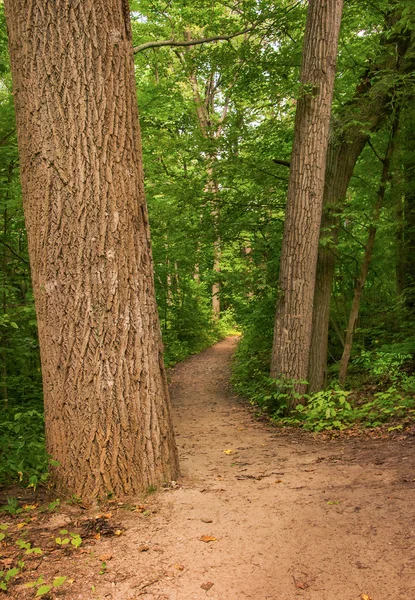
[0,405,49,488]
[280,385,415,432]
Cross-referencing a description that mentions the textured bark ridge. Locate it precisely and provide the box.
[270,0,343,400]
[5,0,179,498]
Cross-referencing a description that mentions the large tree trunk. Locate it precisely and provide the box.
[338,114,399,387]
[270,0,343,407]
[5,0,179,499]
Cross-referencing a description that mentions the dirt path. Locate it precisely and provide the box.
[6,337,415,599]
[95,336,415,600]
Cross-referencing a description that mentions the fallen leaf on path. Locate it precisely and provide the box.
[96,512,112,519]
[201,518,213,523]
[361,595,373,600]
[99,554,113,561]
[201,582,214,590]
[200,535,217,543]
[174,564,184,570]
[295,581,309,589]
[137,545,150,552]
[223,449,234,455]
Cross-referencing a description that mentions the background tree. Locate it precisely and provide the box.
[270,0,344,406]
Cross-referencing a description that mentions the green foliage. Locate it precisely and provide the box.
[0,566,20,592]
[279,385,415,432]
[0,406,49,487]
[55,529,82,548]
[25,575,68,597]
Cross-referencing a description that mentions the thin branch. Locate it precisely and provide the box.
[272,158,291,168]
[0,239,29,266]
[367,138,385,164]
[133,28,254,54]
[0,129,16,147]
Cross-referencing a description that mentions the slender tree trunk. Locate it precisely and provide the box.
[270,0,343,407]
[338,114,399,387]
[307,132,367,392]
[395,190,405,297]
[308,6,414,392]
[212,233,221,319]
[402,110,415,309]
[5,0,179,499]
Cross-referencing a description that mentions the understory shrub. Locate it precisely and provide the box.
[0,405,49,488]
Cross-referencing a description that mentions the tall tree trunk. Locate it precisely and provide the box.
[270,0,343,407]
[402,110,415,309]
[5,0,179,499]
[307,131,367,392]
[308,5,415,392]
[395,189,405,297]
[338,114,399,387]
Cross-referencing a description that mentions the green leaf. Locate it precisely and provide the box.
[26,547,43,555]
[70,535,82,548]
[36,584,52,597]
[5,567,20,581]
[52,576,67,588]
[0,533,5,541]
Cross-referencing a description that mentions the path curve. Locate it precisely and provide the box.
[101,337,415,600]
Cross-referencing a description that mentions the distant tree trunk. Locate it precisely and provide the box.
[338,114,399,387]
[5,0,179,499]
[307,131,368,392]
[401,111,415,309]
[270,0,343,407]
[212,233,221,319]
[405,183,415,309]
[395,190,405,297]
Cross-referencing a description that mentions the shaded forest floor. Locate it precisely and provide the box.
[1,336,415,600]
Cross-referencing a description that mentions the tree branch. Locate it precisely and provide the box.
[133,28,254,54]
[0,239,29,266]
[272,158,291,168]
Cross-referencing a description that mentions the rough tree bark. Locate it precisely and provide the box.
[338,113,400,387]
[4,0,179,499]
[270,0,343,406]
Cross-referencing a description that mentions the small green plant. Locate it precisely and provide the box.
[1,497,22,515]
[281,388,353,431]
[25,575,67,597]
[47,498,60,512]
[0,566,20,592]
[99,561,107,575]
[16,539,43,555]
[55,529,82,548]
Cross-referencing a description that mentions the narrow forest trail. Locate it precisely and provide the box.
[94,336,415,600]
[10,337,414,600]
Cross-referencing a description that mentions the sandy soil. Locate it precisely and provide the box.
[2,336,415,600]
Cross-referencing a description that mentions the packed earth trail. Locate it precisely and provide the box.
[4,337,415,600]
